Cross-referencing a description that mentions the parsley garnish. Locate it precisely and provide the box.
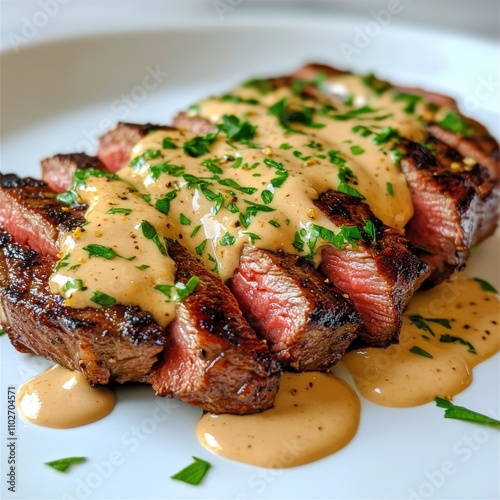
[0,327,5,336]
[362,219,377,244]
[217,114,257,142]
[140,220,167,255]
[162,137,178,149]
[361,73,391,95]
[57,170,119,206]
[437,111,473,137]
[149,162,185,180]
[171,456,211,486]
[45,457,87,473]
[243,78,273,95]
[333,105,378,121]
[372,126,400,145]
[83,244,134,261]
[155,276,200,302]
[439,335,476,354]
[393,92,422,114]
[106,207,132,215]
[269,98,324,134]
[220,232,236,246]
[435,398,500,427]
[409,346,433,359]
[350,145,365,155]
[90,291,116,307]
[472,278,498,293]
[183,132,218,157]
[53,253,71,271]
[279,142,293,150]
[408,314,451,337]
[179,214,191,226]
[61,278,84,298]
[386,182,394,197]
[220,93,259,105]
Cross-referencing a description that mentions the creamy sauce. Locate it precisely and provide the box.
[196,372,360,468]
[51,72,445,314]
[343,276,499,406]
[49,176,178,326]
[17,365,115,428]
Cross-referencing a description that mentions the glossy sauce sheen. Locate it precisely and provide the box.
[50,72,446,317]
[17,365,115,428]
[343,277,499,406]
[196,372,360,468]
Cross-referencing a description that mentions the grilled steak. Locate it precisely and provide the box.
[97,122,362,365]
[230,245,360,370]
[0,175,280,413]
[41,153,107,193]
[152,242,280,414]
[287,63,499,285]
[0,174,84,257]
[401,137,499,284]
[314,191,429,346]
[98,122,173,172]
[0,229,165,385]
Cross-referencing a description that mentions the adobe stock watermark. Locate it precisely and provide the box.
[213,0,244,21]
[407,418,499,499]
[340,0,411,62]
[7,0,71,53]
[463,75,499,112]
[65,64,169,154]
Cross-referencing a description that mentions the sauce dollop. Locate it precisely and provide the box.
[17,365,115,428]
[343,277,499,407]
[196,372,360,468]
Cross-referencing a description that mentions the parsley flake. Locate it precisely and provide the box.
[409,346,433,359]
[171,456,211,486]
[435,397,500,427]
[472,278,498,293]
[90,291,116,307]
[45,457,87,473]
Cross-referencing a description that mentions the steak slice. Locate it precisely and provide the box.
[152,242,281,414]
[314,191,430,346]
[230,245,360,371]
[401,137,499,285]
[98,122,174,172]
[0,229,165,385]
[0,176,280,413]
[41,153,107,193]
[0,174,84,257]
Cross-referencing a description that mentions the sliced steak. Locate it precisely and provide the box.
[172,112,215,136]
[314,191,430,346]
[0,177,280,413]
[230,245,360,371]
[41,153,107,193]
[152,242,280,414]
[0,229,166,385]
[401,137,499,285]
[98,122,173,172]
[0,174,84,257]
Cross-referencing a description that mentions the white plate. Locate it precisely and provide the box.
[1,20,499,500]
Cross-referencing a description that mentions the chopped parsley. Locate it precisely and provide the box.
[220,232,236,246]
[408,314,451,337]
[106,207,132,215]
[437,111,473,137]
[361,73,391,95]
[183,132,218,158]
[269,98,325,134]
[386,182,394,196]
[362,219,377,244]
[0,327,5,336]
[439,335,476,354]
[372,126,400,145]
[171,456,211,486]
[140,220,167,255]
[56,169,119,206]
[435,397,500,427]
[155,276,200,301]
[350,145,365,155]
[243,78,274,95]
[155,190,178,216]
[220,93,259,105]
[61,278,84,298]
[332,104,378,121]
[45,457,87,473]
[409,346,433,359]
[279,142,293,150]
[472,278,498,293]
[217,114,257,142]
[393,92,422,114]
[90,291,116,307]
[162,137,178,149]
[179,214,191,226]
[83,244,135,262]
